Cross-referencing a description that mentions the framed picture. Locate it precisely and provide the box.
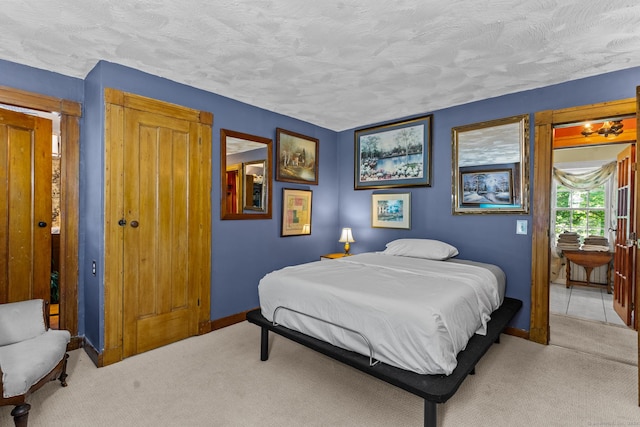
[276,128,319,185]
[371,193,411,229]
[452,114,529,214]
[355,115,432,189]
[459,169,513,205]
[281,188,312,236]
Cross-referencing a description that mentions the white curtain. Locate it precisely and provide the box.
[552,161,616,190]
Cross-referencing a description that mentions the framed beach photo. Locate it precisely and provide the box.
[281,188,313,236]
[355,115,432,189]
[276,128,319,185]
[371,193,411,229]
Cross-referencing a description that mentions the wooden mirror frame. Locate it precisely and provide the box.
[220,129,272,220]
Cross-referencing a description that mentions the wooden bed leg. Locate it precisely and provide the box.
[424,400,437,427]
[260,326,269,361]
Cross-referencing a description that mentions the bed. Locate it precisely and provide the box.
[247,239,522,426]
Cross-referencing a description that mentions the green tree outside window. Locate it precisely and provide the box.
[554,184,606,243]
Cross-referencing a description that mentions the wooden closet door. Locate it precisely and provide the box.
[0,108,52,303]
[104,89,212,364]
[122,109,200,356]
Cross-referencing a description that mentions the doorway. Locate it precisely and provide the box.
[549,138,634,328]
[0,86,81,341]
[1,103,62,327]
[530,98,638,345]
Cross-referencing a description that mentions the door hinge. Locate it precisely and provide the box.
[632,163,637,171]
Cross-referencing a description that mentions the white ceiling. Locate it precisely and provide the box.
[2,0,640,131]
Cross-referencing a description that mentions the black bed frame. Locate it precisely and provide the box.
[246,297,522,427]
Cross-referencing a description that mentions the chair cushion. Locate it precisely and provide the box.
[0,329,71,398]
[0,300,47,346]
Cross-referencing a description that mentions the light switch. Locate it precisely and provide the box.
[516,220,527,235]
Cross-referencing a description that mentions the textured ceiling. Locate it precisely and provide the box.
[2,1,640,131]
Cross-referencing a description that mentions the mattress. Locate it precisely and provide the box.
[258,252,505,375]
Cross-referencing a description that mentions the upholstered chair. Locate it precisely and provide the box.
[0,299,71,427]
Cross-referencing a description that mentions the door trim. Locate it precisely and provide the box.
[530,98,636,344]
[0,85,81,339]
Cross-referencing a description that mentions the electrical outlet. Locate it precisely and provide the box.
[92,261,97,276]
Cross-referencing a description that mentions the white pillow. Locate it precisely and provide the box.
[383,239,459,260]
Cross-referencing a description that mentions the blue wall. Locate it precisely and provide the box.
[337,66,640,330]
[0,59,83,102]
[2,56,640,343]
[79,61,339,350]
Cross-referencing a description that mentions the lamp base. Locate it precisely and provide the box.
[344,242,350,255]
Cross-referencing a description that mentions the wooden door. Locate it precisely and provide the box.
[636,87,640,407]
[0,108,52,303]
[122,109,201,356]
[226,169,239,214]
[104,89,212,364]
[613,144,636,326]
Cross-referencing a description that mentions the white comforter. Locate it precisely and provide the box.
[258,253,505,375]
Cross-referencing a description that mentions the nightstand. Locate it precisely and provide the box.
[320,253,351,260]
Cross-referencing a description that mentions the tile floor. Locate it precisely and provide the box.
[550,282,627,326]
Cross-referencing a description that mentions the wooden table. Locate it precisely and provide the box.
[563,250,614,294]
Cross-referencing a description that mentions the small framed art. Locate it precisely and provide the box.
[281,188,313,236]
[276,128,319,185]
[371,193,411,229]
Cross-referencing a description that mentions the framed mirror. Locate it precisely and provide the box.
[452,114,530,214]
[221,129,272,219]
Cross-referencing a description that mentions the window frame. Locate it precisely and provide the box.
[551,162,615,248]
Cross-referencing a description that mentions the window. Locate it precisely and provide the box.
[554,184,606,243]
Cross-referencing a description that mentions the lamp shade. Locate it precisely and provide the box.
[338,227,355,243]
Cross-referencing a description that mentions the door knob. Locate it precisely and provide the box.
[130,220,139,228]
[38,221,47,228]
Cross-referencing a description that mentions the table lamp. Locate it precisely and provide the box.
[338,227,355,255]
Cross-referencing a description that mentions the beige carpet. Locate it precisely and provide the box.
[1,321,638,426]
[550,313,637,366]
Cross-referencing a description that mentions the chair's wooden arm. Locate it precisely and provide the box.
[42,300,50,330]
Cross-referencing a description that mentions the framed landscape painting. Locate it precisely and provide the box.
[371,193,410,229]
[460,169,513,205]
[276,128,319,185]
[355,115,432,189]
